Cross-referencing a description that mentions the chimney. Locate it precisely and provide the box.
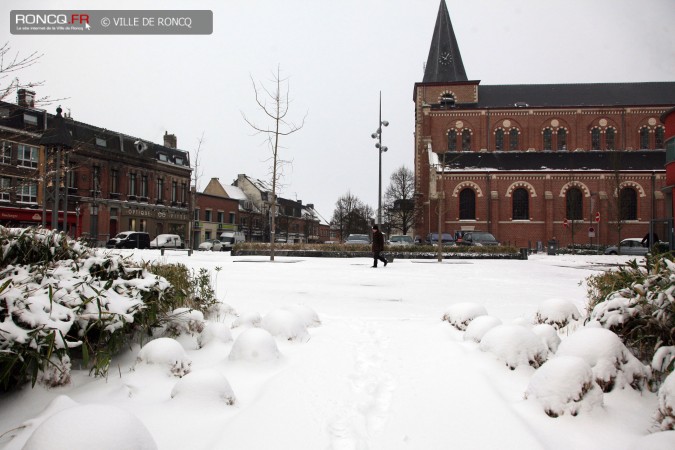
[17,89,36,108]
[307,203,314,209]
[163,131,177,149]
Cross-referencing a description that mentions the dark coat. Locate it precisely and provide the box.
[372,230,384,252]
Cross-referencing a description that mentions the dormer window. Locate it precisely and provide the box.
[440,94,456,108]
[23,114,38,126]
[95,137,107,147]
[175,156,184,165]
[158,153,168,162]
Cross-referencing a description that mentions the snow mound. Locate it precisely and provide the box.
[629,431,675,449]
[198,322,233,348]
[3,395,79,448]
[231,311,262,329]
[535,298,581,329]
[282,304,321,327]
[170,369,236,405]
[464,315,502,343]
[512,317,533,328]
[442,302,488,330]
[229,328,280,362]
[480,324,548,369]
[656,371,675,431]
[262,308,310,342]
[556,327,650,392]
[136,338,192,377]
[166,308,205,335]
[205,301,238,321]
[23,403,157,450]
[525,356,603,418]
[532,323,562,353]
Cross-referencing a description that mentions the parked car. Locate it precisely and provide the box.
[388,235,414,246]
[460,231,499,246]
[198,239,224,251]
[426,233,455,245]
[150,234,183,249]
[219,231,246,251]
[106,232,150,249]
[604,238,648,255]
[345,234,370,245]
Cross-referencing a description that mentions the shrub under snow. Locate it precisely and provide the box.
[37,355,72,388]
[282,304,321,327]
[525,356,604,418]
[165,308,205,336]
[262,308,310,342]
[136,338,192,377]
[463,315,502,343]
[442,302,488,330]
[556,327,650,392]
[170,369,236,405]
[231,311,262,329]
[656,371,675,431]
[534,298,581,329]
[229,328,280,362]
[532,323,562,353]
[197,322,233,348]
[205,301,238,321]
[23,403,157,450]
[480,324,548,369]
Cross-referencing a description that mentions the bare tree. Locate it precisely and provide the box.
[242,66,306,261]
[0,42,64,105]
[383,166,417,235]
[192,132,206,192]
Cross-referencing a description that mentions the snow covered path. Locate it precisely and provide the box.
[0,252,662,450]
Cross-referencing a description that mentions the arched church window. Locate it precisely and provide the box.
[656,126,665,149]
[640,127,650,149]
[448,129,457,151]
[543,128,552,150]
[557,128,567,151]
[462,129,471,152]
[566,187,583,221]
[512,188,529,220]
[459,188,475,220]
[620,187,637,221]
[591,127,601,150]
[606,127,616,150]
[495,129,504,151]
[509,128,519,151]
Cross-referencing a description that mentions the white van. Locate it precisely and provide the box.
[150,234,183,249]
[219,231,245,250]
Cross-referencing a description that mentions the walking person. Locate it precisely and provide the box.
[371,225,388,268]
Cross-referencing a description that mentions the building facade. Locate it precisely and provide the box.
[414,1,675,248]
[0,92,192,244]
[194,178,241,246]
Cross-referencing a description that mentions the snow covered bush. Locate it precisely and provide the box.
[282,304,321,327]
[229,328,280,362]
[197,322,233,348]
[22,403,157,450]
[534,298,581,329]
[463,315,502,343]
[480,325,548,369]
[442,302,487,330]
[205,301,238,321]
[655,371,675,431]
[525,356,604,418]
[170,369,236,404]
[556,327,650,392]
[37,355,72,388]
[586,255,675,386]
[136,337,192,377]
[261,308,310,342]
[532,324,562,353]
[231,311,262,329]
[653,346,675,378]
[165,308,205,336]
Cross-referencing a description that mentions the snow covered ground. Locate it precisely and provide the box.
[1,251,673,450]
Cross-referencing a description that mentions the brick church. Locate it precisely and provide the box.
[413,1,675,248]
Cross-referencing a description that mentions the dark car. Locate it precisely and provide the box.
[106,232,151,249]
[460,231,499,246]
[426,233,455,245]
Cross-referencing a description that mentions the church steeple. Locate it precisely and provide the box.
[423,0,468,83]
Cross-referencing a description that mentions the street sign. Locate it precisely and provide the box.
[588,226,595,237]
[595,212,601,223]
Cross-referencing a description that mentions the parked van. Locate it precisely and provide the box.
[219,231,245,250]
[106,232,151,249]
[150,234,183,249]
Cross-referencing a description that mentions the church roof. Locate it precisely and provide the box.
[443,150,665,172]
[423,0,467,83]
[477,82,675,108]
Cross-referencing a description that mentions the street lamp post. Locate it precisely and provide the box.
[371,91,388,226]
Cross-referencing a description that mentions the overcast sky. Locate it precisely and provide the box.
[2,0,674,220]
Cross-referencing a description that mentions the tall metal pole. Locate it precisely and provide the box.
[378,91,383,226]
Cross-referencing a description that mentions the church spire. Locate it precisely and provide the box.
[423,0,468,83]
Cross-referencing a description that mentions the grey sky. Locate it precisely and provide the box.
[2,0,674,220]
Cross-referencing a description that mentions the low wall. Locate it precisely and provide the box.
[232,249,526,260]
